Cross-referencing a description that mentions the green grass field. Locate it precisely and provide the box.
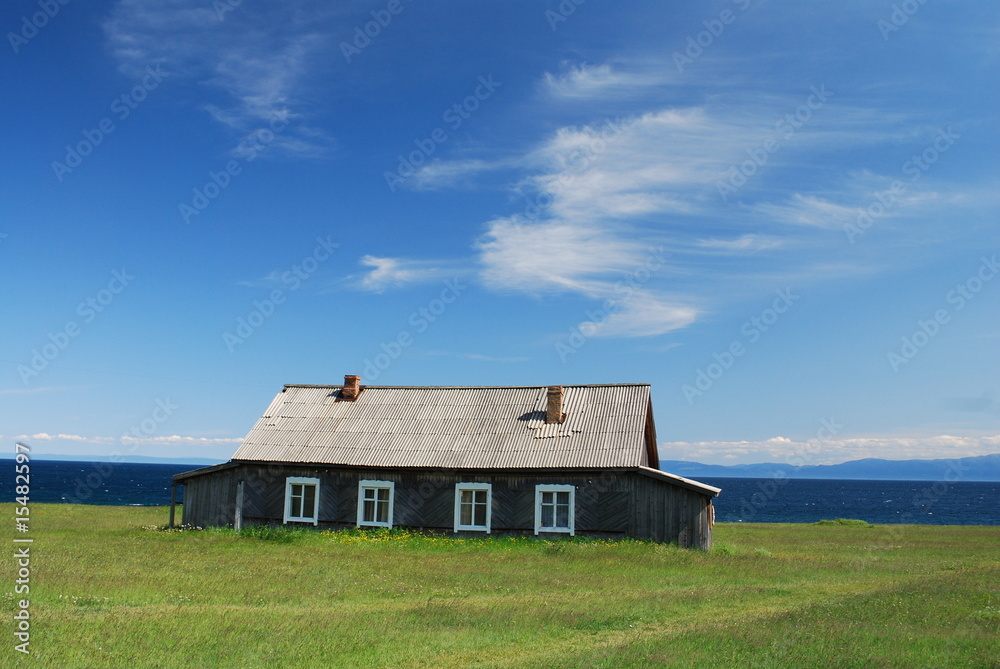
[4,504,998,668]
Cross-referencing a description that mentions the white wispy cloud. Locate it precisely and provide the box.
[102,0,338,157]
[477,218,643,294]
[463,105,812,336]
[384,49,993,336]
[660,434,1000,466]
[582,293,698,338]
[541,62,662,100]
[353,256,463,293]
[235,270,285,288]
[696,234,783,252]
[10,433,115,444]
[410,159,512,191]
[754,170,977,232]
[411,58,989,339]
[120,435,245,445]
[754,194,860,228]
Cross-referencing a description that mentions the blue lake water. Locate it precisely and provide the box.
[700,476,1000,525]
[4,459,195,506]
[3,461,999,525]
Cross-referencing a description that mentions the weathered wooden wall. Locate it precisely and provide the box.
[177,465,713,547]
[180,465,240,528]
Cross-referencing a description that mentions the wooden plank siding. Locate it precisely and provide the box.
[177,465,713,547]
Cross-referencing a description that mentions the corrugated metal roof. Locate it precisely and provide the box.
[232,383,652,470]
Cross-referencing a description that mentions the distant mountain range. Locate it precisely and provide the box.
[661,453,1000,482]
[5,452,999,481]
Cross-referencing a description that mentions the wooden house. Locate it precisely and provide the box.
[171,376,720,547]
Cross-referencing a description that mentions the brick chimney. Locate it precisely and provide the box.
[545,386,565,424]
[340,374,361,401]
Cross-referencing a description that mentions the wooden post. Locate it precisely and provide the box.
[234,480,244,531]
[168,484,177,528]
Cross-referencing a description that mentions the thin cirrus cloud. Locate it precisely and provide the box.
[474,218,698,337]
[584,294,699,338]
[102,0,338,157]
[751,172,977,234]
[476,218,643,294]
[353,255,462,293]
[403,60,989,340]
[696,234,783,252]
[457,104,808,336]
[540,62,665,100]
[410,159,515,191]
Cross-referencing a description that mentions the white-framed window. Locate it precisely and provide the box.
[357,480,394,528]
[283,477,320,525]
[534,484,575,535]
[454,482,492,533]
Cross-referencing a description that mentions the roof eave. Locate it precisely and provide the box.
[176,460,720,498]
[172,461,240,483]
[637,466,721,497]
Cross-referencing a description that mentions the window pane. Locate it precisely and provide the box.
[461,490,474,505]
[473,490,486,505]
[556,504,569,528]
[474,502,487,526]
[376,498,388,523]
[364,498,375,522]
[541,505,553,527]
[303,485,316,517]
[461,503,473,526]
[364,488,376,502]
[556,491,569,506]
[378,488,389,503]
[542,491,553,505]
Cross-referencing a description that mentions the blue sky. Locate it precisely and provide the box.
[3,0,998,466]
